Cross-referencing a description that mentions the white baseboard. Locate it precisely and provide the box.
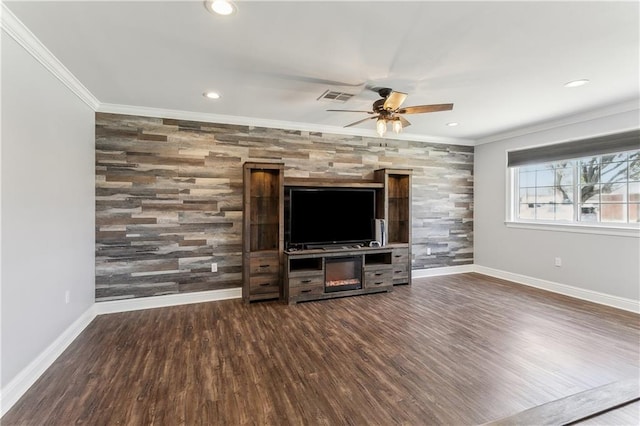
[473,265,640,314]
[412,264,475,278]
[95,287,242,315]
[0,306,97,418]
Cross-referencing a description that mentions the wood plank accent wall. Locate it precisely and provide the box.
[95,113,473,301]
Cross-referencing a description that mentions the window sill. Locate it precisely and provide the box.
[504,221,640,238]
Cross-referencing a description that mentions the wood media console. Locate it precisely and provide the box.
[242,162,412,304]
[284,244,409,304]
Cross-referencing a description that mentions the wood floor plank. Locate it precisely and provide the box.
[2,273,639,425]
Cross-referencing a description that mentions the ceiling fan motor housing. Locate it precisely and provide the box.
[377,87,393,98]
[373,99,387,113]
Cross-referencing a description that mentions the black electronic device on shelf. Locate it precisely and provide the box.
[286,187,376,250]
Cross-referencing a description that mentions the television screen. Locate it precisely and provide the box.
[288,188,376,247]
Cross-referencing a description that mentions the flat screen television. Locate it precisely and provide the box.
[287,187,376,248]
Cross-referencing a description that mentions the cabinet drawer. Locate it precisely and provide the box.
[391,248,409,265]
[364,268,392,289]
[249,252,280,275]
[288,274,324,288]
[249,274,280,296]
[288,273,324,298]
[290,283,324,298]
[392,264,408,280]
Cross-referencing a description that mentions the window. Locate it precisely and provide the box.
[508,129,640,227]
[515,152,639,224]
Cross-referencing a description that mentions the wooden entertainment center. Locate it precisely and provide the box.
[242,162,412,304]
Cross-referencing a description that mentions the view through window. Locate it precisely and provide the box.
[515,150,639,224]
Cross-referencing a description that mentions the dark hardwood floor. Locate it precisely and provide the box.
[3,273,639,425]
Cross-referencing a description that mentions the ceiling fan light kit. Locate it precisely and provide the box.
[392,118,403,134]
[376,118,387,137]
[328,87,453,137]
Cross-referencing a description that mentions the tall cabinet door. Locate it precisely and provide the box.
[242,162,284,303]
[375,168,412,285]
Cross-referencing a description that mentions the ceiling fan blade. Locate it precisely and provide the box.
[398,116,411,128]
[383,91,408,110]
[397,103,454,114]
[327,109,374,113]
[344,116,377,128]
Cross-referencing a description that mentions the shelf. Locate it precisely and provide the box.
[365,252,392,265]
[243,162,284,303]
[289,257,323,273]
[285,178,384,189]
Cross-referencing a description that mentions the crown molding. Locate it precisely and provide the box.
[97,103,476,146]
[1,3,100,110]
[476,98,640,145]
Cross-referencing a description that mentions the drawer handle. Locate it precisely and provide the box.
[301,289,312,293]
[301,279,312,283]
[394,255,402,258]
[395,270,402,274]
[374,282,384,285]
[259,264,270,268]
[374,272,383,276]
[259,283,271,287]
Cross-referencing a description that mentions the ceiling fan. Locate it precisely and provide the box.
[327,88,453,137]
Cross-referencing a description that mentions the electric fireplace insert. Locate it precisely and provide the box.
[325,256,362,292]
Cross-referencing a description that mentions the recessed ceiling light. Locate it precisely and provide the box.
[206,0,236,16]
[203,91,221,99]
[446,122,459,127]
[564,79,590,88]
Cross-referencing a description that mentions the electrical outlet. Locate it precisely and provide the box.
[554,257,562,267]
[211,263,218,273]
[427,247,432,256]
[65,290,70,304]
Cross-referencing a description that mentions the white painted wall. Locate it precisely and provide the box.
[1,33,95,389]
[475,108,640,302]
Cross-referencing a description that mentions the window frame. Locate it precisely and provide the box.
[506,151,640,238]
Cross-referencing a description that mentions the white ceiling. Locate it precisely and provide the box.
[4,0,640,144]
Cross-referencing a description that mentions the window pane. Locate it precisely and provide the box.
[519,170,536,187]
[536,203,555,220]
[601,162,627,183]
[536,169,555,186]
[579,157,600,184]
[519,203,535,219]
[579,204,599,222]
[601,181,626,203]
[536,187,555,204]
[555,204,574,221]
[554,163,574,186]
[555,185,573,203]
[629,182,640,203]
[601,152,628,163]
[629,204,640,223]
[601,204,627,223]
[580,184,600,203]
[519,187,536,204]
[630,155,640,181]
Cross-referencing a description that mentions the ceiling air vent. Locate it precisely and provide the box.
[317,90,355,103]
